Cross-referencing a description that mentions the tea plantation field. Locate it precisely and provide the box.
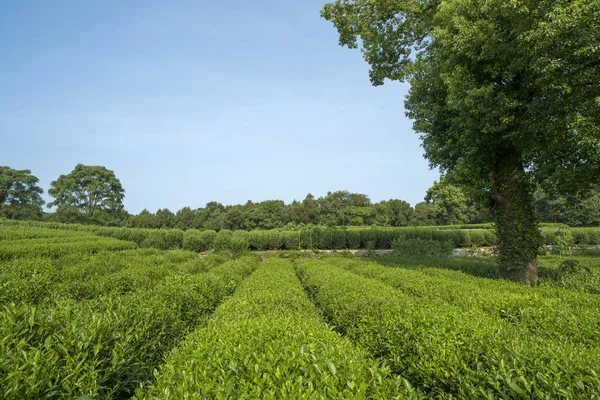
[1,223,599,398]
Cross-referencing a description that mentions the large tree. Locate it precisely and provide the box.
[48,164,125,223]
[322,0,599,283]
[0,166,45,220]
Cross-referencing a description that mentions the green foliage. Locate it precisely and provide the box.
[229,231,250,257]
[48,164,125,224]
[330,256,600,346]
[553,227,574,256]
[424,178,476,225]
[346,229,361,249]
[2,222,600,397]
[558,259,591,275]
[182,229,216,252]
[213,229,233,252]
[0,249,224,306]
[538,252,600,294]
[0,166,45,220]
[0,256,259,398]
[0,236,137,260]
[321,0,599,281]
[140,229,184,250]
[297,258,600,398]
[392,238,453,257]
[280,230,301,250]
[140,258,410,399]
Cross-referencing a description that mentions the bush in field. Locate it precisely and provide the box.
[299,228,316,249]
[359,229,377,249]
[392,237,453,257]
[230,231,249,257]
[331,229,347,249]
[346,230,361,249]
[554,227,574,256]
[297,260,600,398]
[140,230,183,250]
[280,230,300,250]
[182,229,216,252]
[374,229,395,249]
[212,229,233,252]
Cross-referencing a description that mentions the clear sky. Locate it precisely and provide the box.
[0,0,440,214]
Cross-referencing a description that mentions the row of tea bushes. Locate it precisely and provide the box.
[296,260,600,398]
[0,256,260,399]
[0,236,137,260]
[327,257,600,347]
[139,258,415,399]
[0,249,228,305]
[0,225,84,240]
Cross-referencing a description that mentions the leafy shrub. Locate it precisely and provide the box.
[392,237,453,257]
[212,229,233,252]
[331,229,347,249]
[346,230,361,249]
[280,230,300,250]
[182,229,217,252]
[359,229,377,249]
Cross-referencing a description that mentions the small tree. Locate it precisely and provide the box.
[48,164,125,224]
[0,166,45,220]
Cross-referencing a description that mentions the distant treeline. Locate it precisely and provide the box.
[45,186,494,230]
[2,164,598,229]
[54,186,599,230]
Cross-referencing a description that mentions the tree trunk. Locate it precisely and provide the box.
[490,149,542,285]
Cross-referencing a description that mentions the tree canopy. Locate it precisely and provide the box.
[0,166,45,220]
[322,0,599,282]
[48,164,125,224]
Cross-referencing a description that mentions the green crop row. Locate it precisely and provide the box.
[0,249,228,305]
[139,258,415,399]
[0,236,137,260]
[541,226,600,246]
[0,226,84,240]
[537,251,600,294]
[0,256,260,399]
[296,259,600,398]
[327,257,600,347]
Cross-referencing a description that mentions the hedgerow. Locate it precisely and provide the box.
[3,219,599,252]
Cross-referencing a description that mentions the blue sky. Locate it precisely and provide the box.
[0,0,439,214]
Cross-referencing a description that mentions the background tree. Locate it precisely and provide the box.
[0,166,45,220]
[321,0,599,283]
[48,164,125,224]
[372,199,414,226]
[155,208,175,228]
[414,202,438,226]
[535,185,600,227]
[129,209,158,228]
